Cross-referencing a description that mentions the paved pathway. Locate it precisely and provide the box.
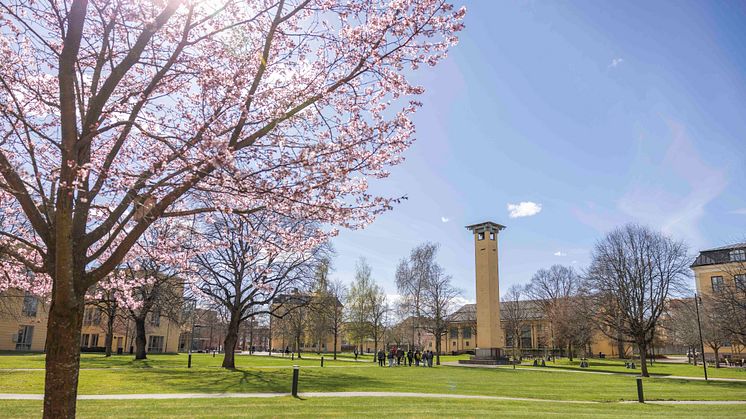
[441,362,746,383]
[0,391,743,404]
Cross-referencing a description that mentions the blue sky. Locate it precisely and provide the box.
[330,0,746,303]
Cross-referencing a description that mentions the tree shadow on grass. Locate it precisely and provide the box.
[125,366,384,395]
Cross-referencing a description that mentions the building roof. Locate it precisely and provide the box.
[447,300,545,323]
[465,221,506,233]
[691,242,746,267]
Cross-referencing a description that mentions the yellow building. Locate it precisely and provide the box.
[691,242,746,356]
[1,288,181,354]
[269,292,343,354]
[0,289,48,351]
[440,302,626,358]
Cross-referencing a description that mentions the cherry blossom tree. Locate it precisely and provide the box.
[0,1,464,415]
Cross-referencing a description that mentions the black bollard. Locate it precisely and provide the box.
[292,365,300,397]
[292,353,295,361]
[321,356,324,367]
[188,353,192,369]
[636,377,644,403]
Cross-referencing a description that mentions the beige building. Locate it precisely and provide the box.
[439,302,626,358]
[269,292,344,354]
[0,289,48,351]
[1,288,181,354]
[691,243,746,357]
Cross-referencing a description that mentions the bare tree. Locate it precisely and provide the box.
[346,258,375,353]
[501,284,529,361]
[526,265,582,359]
[396,243,438,349]
[421,265,460,365]
[710,259,746,341]
[369,284,389,357]
[85,288,119,357]
[586,224,690,377]
[325,280,347,360]
[193,213,324,368]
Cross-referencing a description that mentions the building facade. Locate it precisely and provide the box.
[691,243,746,357]
[1,288,181,354]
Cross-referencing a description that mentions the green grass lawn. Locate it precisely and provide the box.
[526,357,746,380]
[1,397,745,418]
[0,353,745,403]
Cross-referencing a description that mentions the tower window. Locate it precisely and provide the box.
[489,232,495,240]
[477,232,485,240]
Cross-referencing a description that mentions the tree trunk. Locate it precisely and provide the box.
[134,317,147,360]
[714,348,720,368]
[333,329,338,360]
[568,342,573,361]
[43,292,85,419]
[222,314,240,369]
[104,306,115,357]
[435,333,441,365]
[638,340,649,377]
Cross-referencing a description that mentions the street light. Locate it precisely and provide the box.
[188,298,199,369]
[694,293,708,381]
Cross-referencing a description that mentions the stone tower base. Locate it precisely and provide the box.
[458,347,509,365]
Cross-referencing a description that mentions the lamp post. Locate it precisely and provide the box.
[188,298,197,369]
[694,293,708,381]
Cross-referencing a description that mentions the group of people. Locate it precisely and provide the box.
[377,347,435,367]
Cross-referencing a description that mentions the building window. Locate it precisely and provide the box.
[150,309,161,327]
[462,327,472,339]
[489,232,495,240]
[735,274,746,292]
[148,335,165,353]
[90,334,99,347]
[520,326,532,349]
[729,249,746,262]
[15,325,34,351]
[477,232,485,241]
[711,276,724,293]
[81,334,90,347]
[449,328,458,339]
[465,341,469,347]
[452,341,456,347]
[21,292,38,317]
[505,333,514,348]
[83,307,101,326]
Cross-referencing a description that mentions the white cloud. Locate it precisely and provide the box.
[441,216,450,223]
[507,201,542,218]
[553,251,566,257]
[609,57,623,68]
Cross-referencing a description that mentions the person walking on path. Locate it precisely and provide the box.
[407,349,414,367]
[428,350,434,367]
[415,350,421,367]
[396,348,404,366]
[377,349,385,367]
[388,348,395,367]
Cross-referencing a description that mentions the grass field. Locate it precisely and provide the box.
[1,397,745,419]
[0,353,744,417]
[535,357,746,379]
